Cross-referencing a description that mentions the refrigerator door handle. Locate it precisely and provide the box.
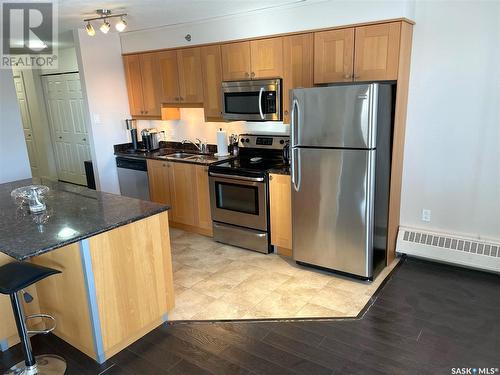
[291,98,299,147]
[292,147,301,191]
[258,87,265,120]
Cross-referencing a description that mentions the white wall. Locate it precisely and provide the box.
[40,47,79,74]
[0,68,32,183]
[401,0,500,241]
[118,0,499,242]
[121,0,414,53]
[75,30,130,194]
[138,109,288,144]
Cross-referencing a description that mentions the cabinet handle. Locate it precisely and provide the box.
[245,72,250,78]
[58,136,62,139]
[269,175,273,180]
[162,163,166,167]
[284,110,289,116]
[344,74,351,79]
[251,72,255,78]
[82,138,86,142]
[354,75,360,80]
[27,134,31,137]
[180,97,184,101]
[145,110,148,114]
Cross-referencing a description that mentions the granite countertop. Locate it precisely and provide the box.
[268,165,291,176]
[114,142,236,166]
[0,178,170,261]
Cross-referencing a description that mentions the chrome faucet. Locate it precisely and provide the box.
[182,138,208,153]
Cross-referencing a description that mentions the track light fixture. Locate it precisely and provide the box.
[84,9,127,36]
[85,22,95,36]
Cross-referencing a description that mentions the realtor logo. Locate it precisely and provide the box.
[1,1,58,68]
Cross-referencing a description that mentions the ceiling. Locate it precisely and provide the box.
[57,0,307,41]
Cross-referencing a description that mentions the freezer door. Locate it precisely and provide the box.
[291,84,378,149]
[291,148,375,278]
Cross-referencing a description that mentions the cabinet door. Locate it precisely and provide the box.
[314,28,355,84]
[269,174,292,252]
[123,55,144,116]
[194,165,212,232]
[250,37,283,79]
[354,22,401,81]
[283,34,313,124]
[200,45,223,121]
[177,48,204,103]
[147,159,171,207]
[139,53,161,117]
[158,51,180,104]
[168,162,196,226]
[221,41,251,81]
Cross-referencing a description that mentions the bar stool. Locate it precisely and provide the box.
[0,261,66,375]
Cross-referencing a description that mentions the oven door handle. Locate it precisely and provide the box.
[209,172,264,182]
[258,87,265,120]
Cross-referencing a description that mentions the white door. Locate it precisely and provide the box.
[42,73,91,185]
[13,71,39,176]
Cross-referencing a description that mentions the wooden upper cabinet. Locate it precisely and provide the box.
[177,48,204,103]
[250,37,283,79]
[200,45,223,121]
[354,22,401,81]
[269,174,292,251]
[314,28,355,84]
[221,41,251,81]
[123,54,161,117]
[283,33,313,124]
[139,53,161,116]
[158,50,180,104]
[123,55,144,117]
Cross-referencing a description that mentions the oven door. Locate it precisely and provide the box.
[209,173,268,231]
[222,79,281,121]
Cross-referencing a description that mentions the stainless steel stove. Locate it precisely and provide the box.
[208,134,289,253]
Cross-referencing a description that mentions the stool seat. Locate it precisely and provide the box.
[0,261,60,295]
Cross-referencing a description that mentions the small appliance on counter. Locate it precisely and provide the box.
[141,128,160,151]
[208,133,289,253]
[125,119,138,150]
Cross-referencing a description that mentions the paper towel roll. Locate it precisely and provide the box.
[216,129,229,156]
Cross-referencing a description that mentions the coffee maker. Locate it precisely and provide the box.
[125,119,138,150]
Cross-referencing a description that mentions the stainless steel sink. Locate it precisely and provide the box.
[185,155,217,162]
[165,152,198,159]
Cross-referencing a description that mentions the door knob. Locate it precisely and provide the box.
[58,136,62,139]
[82,138,86,142]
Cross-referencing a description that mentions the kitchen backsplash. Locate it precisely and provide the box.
[136,108,289,144]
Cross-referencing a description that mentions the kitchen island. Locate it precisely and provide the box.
[0,179,174,363]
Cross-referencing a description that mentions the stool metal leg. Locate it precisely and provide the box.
[3,292,66,375]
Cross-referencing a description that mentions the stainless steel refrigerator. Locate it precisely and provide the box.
[290,83,393,279]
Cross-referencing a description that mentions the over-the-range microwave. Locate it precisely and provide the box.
[222,78,282,121]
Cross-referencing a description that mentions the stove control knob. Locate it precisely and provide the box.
[280,139,285,144]
[241,139,245,143]
[245,138,250,143]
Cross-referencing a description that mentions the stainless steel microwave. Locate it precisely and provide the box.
[222,79,282,121]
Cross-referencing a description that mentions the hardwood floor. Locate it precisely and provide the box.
[1,257,499,374]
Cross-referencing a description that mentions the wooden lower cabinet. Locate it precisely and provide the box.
[269,173,292,256]
[147,160,171,207]
[194,165,213,234]
[148,160,212,236]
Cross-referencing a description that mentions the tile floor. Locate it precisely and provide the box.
[169,228,399,321]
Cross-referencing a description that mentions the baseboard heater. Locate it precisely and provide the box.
[396,226,500,274]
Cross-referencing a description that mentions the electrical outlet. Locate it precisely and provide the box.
[421,209,431,222]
